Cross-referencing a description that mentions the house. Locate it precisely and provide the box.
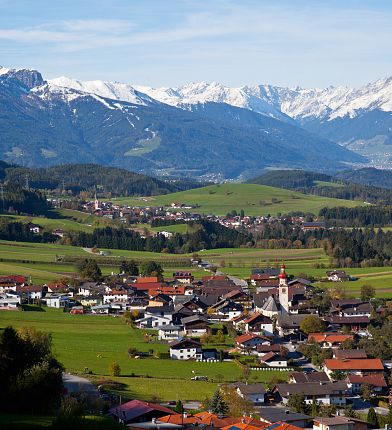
[236,333,270,350]
[0,294,20,309]
[103,290,130,303]
[258,407,311,428]
[327,271,350,282]
[302,222,325,230]
[244,312,274,336]
[109,399,176,424]
[289,371,330,384]
[333,349,367,359]
[43,293,72,308]
[235,382,266,404]
[70,305,84,315]
[324,316,370,332]
[260,351,287,367]
[181,315,209,336]
[275,381,349,406]
[313,417,368,430]
[323,358,384,378]
[330,299,372,318]
[308,333,354,348]
[169,339,202,360]
[27,222,43,234]
[276,314,309,337]
[157,324,184,341]
[346,374,387,394]
[136,315,172,329]
[173,272,194,284]
[91,304,111,314]
[210,299,243,320]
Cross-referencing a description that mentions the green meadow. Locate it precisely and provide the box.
[0,309,286,401]
[111,183,361,216]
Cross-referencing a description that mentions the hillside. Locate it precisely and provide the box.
[112,183,361,216]
[335,168,392,190]
[248,169,392,204]
[0,162,201,197]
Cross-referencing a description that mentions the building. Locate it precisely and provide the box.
[324,358,384,378]
[109,399,176,424]
[169,339,202,360]
[308,333,354,349]
[235,382,266,404]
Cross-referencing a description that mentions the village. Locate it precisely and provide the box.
[0,261,390,429]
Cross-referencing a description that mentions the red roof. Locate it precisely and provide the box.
[236,333,266,344]
[109,399,176,422]
[131,282,164,290]
[348,374,387,387]
[324,358,384,371]
[309,333,353,344]
[160,415,201,425]
[136,277,159,283]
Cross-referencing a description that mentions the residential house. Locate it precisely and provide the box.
[308,333,354,349]
[236,333,271,351]
[330,299,372,318]
[327,271,350,282]
[43,293,72,308]
[275,381,349,406]
[235,382,266,404]
[173,272,194,284]
[323,358,384,378]
[257,407,311,428]
[289,371,330,384]
[313,417,368,430]
[109,399,176,424]
[169,339,202,360]
[346,374,387,394]
[324,316,370,332]
[333,349,367,360]
[260,351,287,367]
[244,312,274,336]
[210,299,243,321]
[157,324,184,341]
[182,315,209,336]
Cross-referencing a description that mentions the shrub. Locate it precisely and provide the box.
[108,362,121,377]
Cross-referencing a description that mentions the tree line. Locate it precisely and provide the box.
[319,206,392,227]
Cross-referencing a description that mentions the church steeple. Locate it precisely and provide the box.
[94,190,99,211]
[278,264,287,286]
[278,264,289,314]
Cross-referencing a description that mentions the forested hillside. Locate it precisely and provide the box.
[0,162,202,197]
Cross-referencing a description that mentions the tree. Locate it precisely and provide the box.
[287,393,307,414]
[241,365,251,383]
[386,405,392,425]
[221,386,254,417]
[174,400,183,413]
[360,383,372,401]
[300,315,326,334]
[361,284,376,301]
[209,389,228,415]
[0,326,63,413]
[76,258,102,281]
[367,408,379,428]
[120,259,139,276]
[344,405,358,418]
[140,261,163,280]
[109,362,121,377]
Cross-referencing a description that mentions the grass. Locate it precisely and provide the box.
[111,183,362,216]
[0,308,287,401]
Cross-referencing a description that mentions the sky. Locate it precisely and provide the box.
[0,0,391,88]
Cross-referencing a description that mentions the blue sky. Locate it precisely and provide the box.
[0,0,391,87]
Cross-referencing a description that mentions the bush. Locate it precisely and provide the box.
[156,352,170,359]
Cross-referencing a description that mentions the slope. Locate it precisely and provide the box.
[112,183,361,216]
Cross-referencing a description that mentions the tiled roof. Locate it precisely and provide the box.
[324,358,384,370]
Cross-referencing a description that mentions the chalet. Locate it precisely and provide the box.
[260,351,287,367]
[330,299,372,318]
[236,333,270,350]
[103,290,130,303]
[169,339,202,360]
[255,344,282,357]
[308,333,354,348]
[16,285,46,300]
[157,324,184,341]
[235,382,266,404]
[327,271,350,282]
[181,315,209,336]
[173,271,194,284]
[324,316,370,332]
[324,358,384,378]
[209,299,243,320]
[109,399,175,424]
[346,373,387,394]
[244,312,274,336]
[275,381,349,406]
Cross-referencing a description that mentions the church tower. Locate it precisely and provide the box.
[94,191,99,211]
[278,264,289,314]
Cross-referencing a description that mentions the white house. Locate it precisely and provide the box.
[260,351,287,367]
[169,339,202,360]
[157,324,184,341]
[43,294,72,308]
[136,315,172,329]
[235,382,266,405]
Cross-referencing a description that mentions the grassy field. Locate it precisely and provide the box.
[111,183,362,216]
[0,309,287,401]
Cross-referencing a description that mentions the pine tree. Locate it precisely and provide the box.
[209,389,228,415]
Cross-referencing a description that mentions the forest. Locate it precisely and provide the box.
[319,206,392,227]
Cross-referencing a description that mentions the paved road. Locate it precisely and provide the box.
[63,373,98,397]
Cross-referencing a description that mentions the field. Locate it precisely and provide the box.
[111,183,362,216]
[0,309,287,401]
[0,239,392,296]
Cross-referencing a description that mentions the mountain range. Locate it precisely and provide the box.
[1,66,392,179]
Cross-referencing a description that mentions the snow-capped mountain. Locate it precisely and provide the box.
[0,66,364,179]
